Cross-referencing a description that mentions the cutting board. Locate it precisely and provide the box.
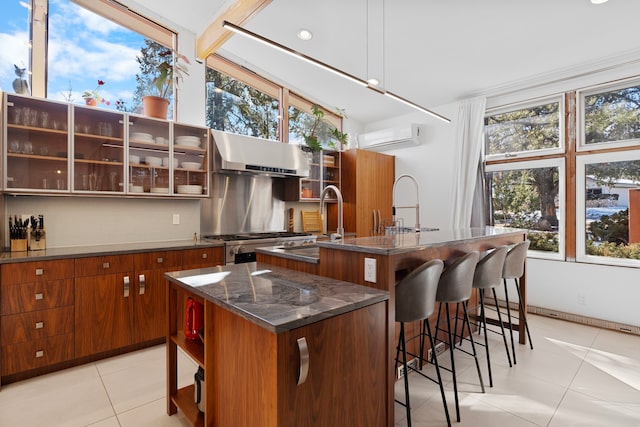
[301,210,322,233]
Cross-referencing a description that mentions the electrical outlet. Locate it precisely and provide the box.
[578,293,586,305]
[364,257,376,282]
[397,358,418,380]
[172,214,180,225]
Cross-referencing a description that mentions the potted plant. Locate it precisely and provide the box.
[82,80,110,107]
[142,49,190,119]
[304,105,348,152]
[12,64,29,95]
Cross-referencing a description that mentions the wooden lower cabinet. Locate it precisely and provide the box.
[1,260,75,380]
[167,286,388,427]
[181,247,224,269]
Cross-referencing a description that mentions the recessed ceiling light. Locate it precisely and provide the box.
[297,29,313,41]
[590,0,608,4]
[367,78,380,86]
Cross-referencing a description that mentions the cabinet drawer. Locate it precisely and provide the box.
[181,247,224,269]
[1,279,74,315]
[1,333,74,376]
[1,306,74,345]
[1,259,74,286]
[75,254,134,277]
[134,251,182,271]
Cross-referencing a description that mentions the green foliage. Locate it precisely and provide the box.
[584,85,640,144]
[527,231,558,252]
[588,209,629,245]
[585,240,640,259]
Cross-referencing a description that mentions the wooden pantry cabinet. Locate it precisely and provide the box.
[340,149,395,237]
[0,259,75,379]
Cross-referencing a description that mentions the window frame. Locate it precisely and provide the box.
[575,149,640,267]
[484,95,566,162]
[577,77,640,152]
[485,157,566,261]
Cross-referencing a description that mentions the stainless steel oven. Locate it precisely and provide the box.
[203,232,316,264]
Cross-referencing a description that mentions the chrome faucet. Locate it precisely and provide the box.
[392,174,421,232]
[319,185,344,241]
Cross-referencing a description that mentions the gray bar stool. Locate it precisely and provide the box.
[470,246,512,387]
[502,240,533,364]
[434,251,484,422]
[395,259,451,427]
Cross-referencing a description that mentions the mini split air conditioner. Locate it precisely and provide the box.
[357,124,423,151]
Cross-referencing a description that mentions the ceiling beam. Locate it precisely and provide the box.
[196,0,271,59]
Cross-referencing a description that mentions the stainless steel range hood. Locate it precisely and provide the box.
[211,130,310,177]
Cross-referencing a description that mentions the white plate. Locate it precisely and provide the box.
[129,185,144,193]
[131,132,153,141]
[177,184,202,194]
[181,162,202,170]
[150,187,169,194]
[176,136,201,147]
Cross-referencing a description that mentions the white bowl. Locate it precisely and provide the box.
[129,185,144,193]
[150,187,169,194]
[130,132,153,142]
[129,154,140,164]
[145,156,162,167]
[181,161,202,170]
[177,184,203,194]
[176,136,201,147]
[162,157,179,167]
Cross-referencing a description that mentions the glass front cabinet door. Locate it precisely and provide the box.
[73,105,125,193]
[4,94,70,192]
[127,115,171,195]
[173,124,209,197]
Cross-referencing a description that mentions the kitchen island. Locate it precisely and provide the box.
[164,262,390,427]
[258,226,527,427]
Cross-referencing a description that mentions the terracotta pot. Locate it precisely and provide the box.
[142,95,169,119]
[84,98,97,107]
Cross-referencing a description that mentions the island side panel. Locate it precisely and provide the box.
[209,302,279,427]
[255,252,319,275]
[277,301,389,427]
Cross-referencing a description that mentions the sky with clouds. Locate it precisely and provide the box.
[0,0,146,109]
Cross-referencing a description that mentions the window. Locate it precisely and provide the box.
[485,159,564,259]
[205,67,279,139]
[579,80,640,149]
[576,151,640,266]
[47,0,174,113]
[206,54,343,146]
[0,1,31,95]
[484,97,563,160]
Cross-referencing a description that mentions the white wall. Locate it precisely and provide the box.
[6,196,201,248]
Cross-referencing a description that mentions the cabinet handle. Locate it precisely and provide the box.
[377,209,382,234]
[35,268,44,276]
[35,293,44,300]
[201,253,208,259]
[103,262,110,269]
[297,337,309,386]
[123,276,130,297]
[35,350,44,358]
[372,210,377,235]
[139,274,145,295]
[157,257,164,264]
[35,321,44,329]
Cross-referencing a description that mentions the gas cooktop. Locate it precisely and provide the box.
[203,231,312,242]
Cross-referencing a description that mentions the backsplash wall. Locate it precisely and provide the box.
[5,195,201,249]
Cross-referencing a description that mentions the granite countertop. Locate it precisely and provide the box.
[165,262,388,333]
[317,226,526,255]
[0,239,224,263]
[255,245,319,264]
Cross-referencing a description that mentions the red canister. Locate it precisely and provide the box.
[185,297,204,340]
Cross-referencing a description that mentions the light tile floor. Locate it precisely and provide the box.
[0,314,638,426]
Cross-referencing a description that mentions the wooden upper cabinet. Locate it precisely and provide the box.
[340,149,395,237]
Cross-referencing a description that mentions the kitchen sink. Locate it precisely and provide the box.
[281,245,319,258]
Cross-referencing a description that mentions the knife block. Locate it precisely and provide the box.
[10,238,27,252]
[29,228,46,251]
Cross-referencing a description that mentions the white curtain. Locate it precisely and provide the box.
[450,96,487,229]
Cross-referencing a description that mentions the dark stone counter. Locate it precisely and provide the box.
[165,262,388,333]
[0,239,224,263]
